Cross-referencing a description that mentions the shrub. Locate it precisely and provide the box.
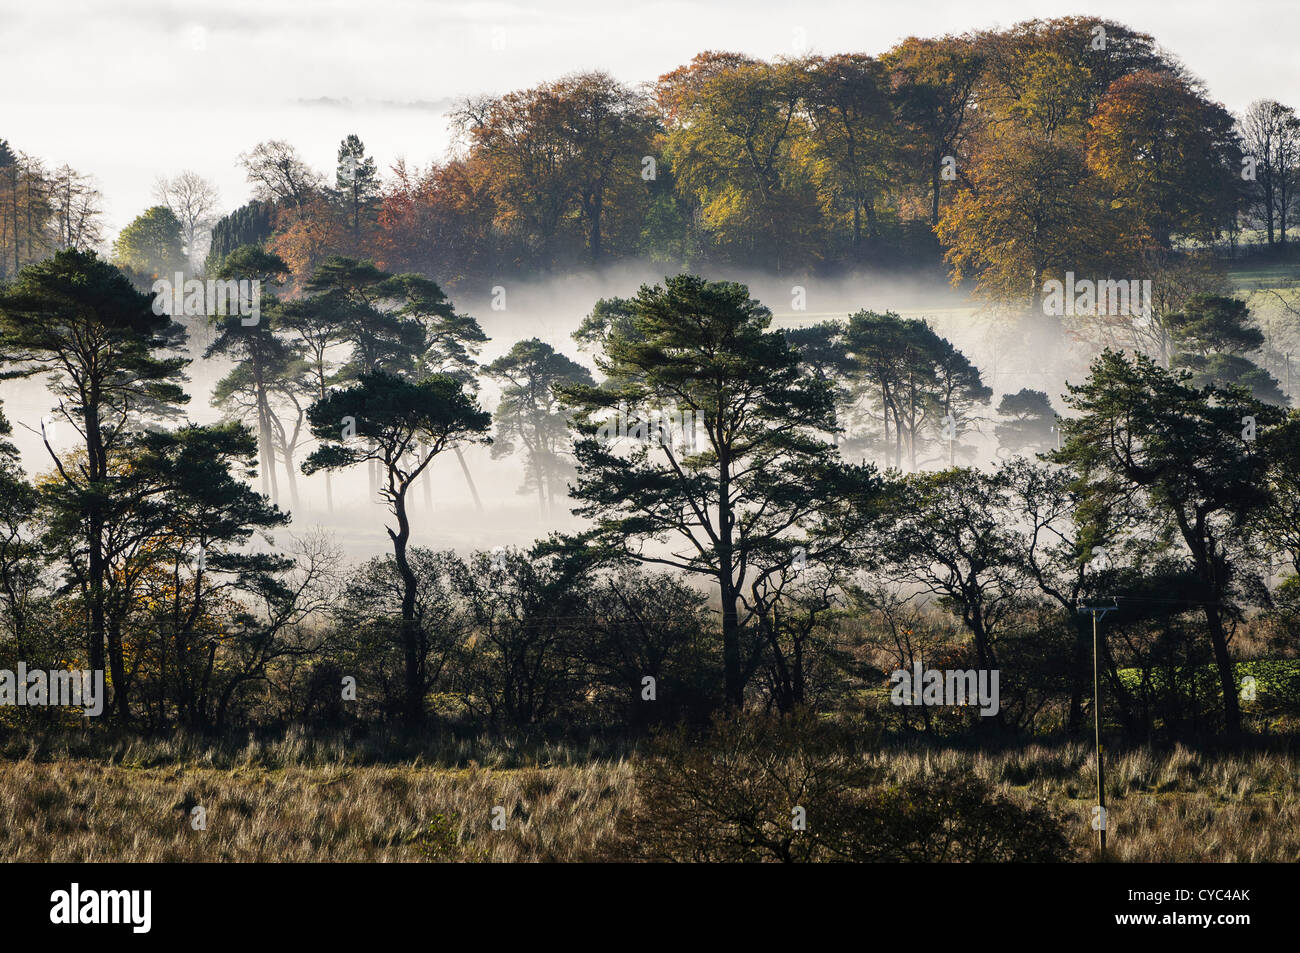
[614,708,1073,862]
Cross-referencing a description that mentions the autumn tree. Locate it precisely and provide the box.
[937,132,1123,310]
[456,72,656,267]
[798,53,896,256]
[1087,70,1241,248]
[658,55,823,269]
[373,157,497,282]
[881,35,985,227]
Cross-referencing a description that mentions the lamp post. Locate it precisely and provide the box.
[1078,604,1116,857]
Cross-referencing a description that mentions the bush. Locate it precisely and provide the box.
[613,708,1073,862]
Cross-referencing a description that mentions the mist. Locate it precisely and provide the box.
[0,259,1098,563]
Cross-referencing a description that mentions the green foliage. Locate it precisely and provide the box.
[205,200,275,274]
[112,205,187,282]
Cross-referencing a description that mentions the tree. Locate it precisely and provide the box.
[875,467,1025,670]
[372,157,497,282]
[1239,100,1300,247]
[297,256,423,379]
[205,246,296,503]
[1166,295,1286,404]
[937,132,1124,311]
[975,17,1170,139]
[658,55,823,269]
[882,35,985,228]
[1055,350,1286,735]
[994,389,1058,455]
[799,53,896,256]
[266,195,348,285]
[239,140,324,214]
[0,250,188,717]
[335,134,380,246]
[112,205,187,281]
[294,256,488,506]
[1258,412,1300,585]
[119,422,310,728]
[451,548,590,730]
[0,401,41,658]
[485,338,593,514]
[332,547,469,721]
[550,73,657,264]
[842,310,989,469]
[46,164,104,252]
[455,72,656,267]
[153,171,220,266]
[303,370,490,722]
[559,275,881,707]
[1087,71,1241,248]
[0,144,52,279]
[205,200,275,274]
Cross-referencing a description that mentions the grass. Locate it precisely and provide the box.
[0,758,634,862]
[0,734,1296,862]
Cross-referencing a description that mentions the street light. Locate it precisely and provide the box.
[1078,602,1117,857]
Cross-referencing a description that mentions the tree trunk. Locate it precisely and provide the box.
[83,397,107,684]
[390,485,423,724]
[1204,604,1242,735]
[718,453,742,707]
[454,446,484,512]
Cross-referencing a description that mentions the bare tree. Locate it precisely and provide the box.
[154,170,220,268]
[238,140,324,214]
[1240,100,1300,246]
[46,164,103,251]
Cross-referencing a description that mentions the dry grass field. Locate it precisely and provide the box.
[0,732,1296,862]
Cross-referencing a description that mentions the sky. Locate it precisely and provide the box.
[1,0,1297,239]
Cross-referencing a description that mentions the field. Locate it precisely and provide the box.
[1,732,1297,862]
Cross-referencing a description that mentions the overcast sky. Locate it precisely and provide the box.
[2,0,1295,238]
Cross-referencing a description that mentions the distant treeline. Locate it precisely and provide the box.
[177,15,1300,302]
[7,16,1300,299]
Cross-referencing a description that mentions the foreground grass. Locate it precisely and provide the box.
[0,740,1296,861]
[0,759,634,862]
